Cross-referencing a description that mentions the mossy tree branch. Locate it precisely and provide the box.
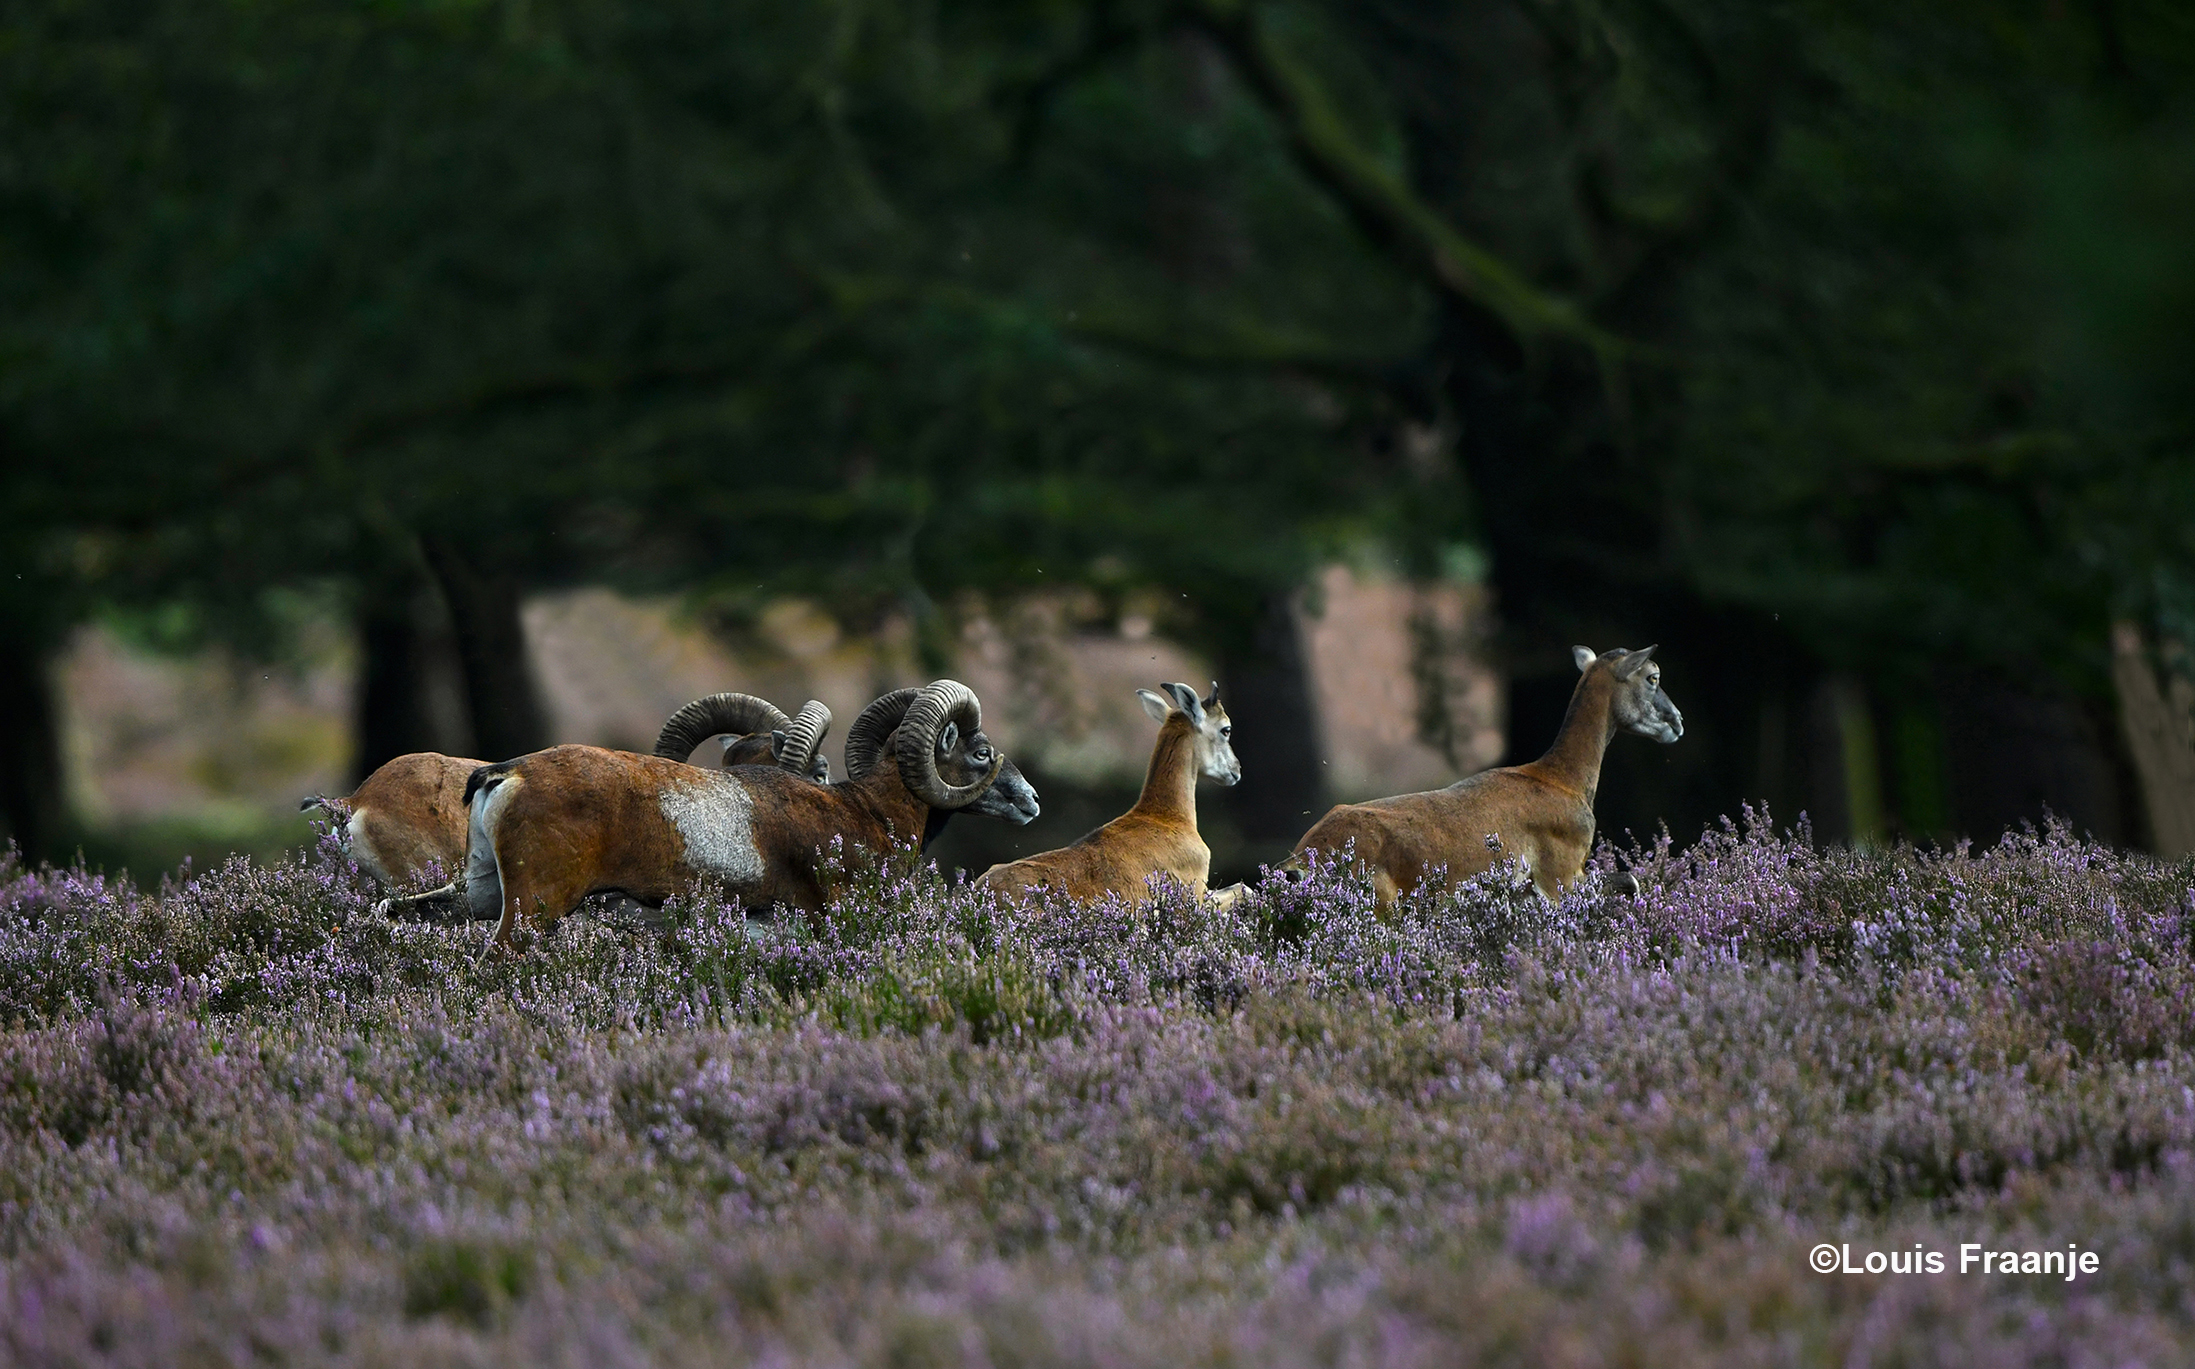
[1181,0,1615,355]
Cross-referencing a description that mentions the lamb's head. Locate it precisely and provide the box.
[1137,680,1240,786]
[1574,644,1683,744]
[842,680,1040,823]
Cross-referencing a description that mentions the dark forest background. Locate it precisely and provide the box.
[3,0,2193,874]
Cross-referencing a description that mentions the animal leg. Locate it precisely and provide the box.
[485,879,530,959]
[376,880,464,922]
[490,867,593,954]
[1527,839,1582,900]
[588,892,670,931]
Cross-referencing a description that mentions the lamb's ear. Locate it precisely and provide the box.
[1137,689,1171,723]
[1574,645,1597,673]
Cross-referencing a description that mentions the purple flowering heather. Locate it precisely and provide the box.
[3,810,2195,1363]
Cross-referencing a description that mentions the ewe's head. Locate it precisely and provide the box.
[1137,681,1241,786]
[758,699,832,782]
[1574,644,1683,743]
[655,692,830,780]
[720,728,833,780]
[842,681,1040,823]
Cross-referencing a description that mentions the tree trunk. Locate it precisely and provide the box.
[354,559,470,781]
[1212,588,1326,868]
[1435,295,1804,848]
[420,537,549,762]
[2109,622,2195,857]
[0,611,64,864]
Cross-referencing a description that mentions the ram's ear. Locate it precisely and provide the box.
[1136,688,1171,723]
[1574,645,1597,673]
[935,720,960,755]
[769,729,790,760]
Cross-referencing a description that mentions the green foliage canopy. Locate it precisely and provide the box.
[2,0,2191,719]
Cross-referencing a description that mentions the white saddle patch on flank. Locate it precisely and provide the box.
[658,775,766,887]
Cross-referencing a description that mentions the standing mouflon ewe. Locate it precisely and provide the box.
[462,680,1040,950]
[981,682,1240,904]
[1287,645,1682,905]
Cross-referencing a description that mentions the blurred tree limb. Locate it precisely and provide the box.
[1180,0,1613,353]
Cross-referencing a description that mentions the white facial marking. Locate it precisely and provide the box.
[659,774,766,887]
[1203,715,1242,785]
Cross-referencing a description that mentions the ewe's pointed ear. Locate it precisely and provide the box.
[1612,645,1658,681]
[1163,681,1204,724]
[1202,680,1221,711]
[1574,645,1597,673]
[1137,688,1171,723]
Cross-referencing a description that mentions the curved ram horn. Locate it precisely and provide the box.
[654,693,791,761]
[776,699,833,780]
[894,679,1000,809]
[843,687,920,780]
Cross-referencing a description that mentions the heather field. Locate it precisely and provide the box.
[6,818,2195,1366]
